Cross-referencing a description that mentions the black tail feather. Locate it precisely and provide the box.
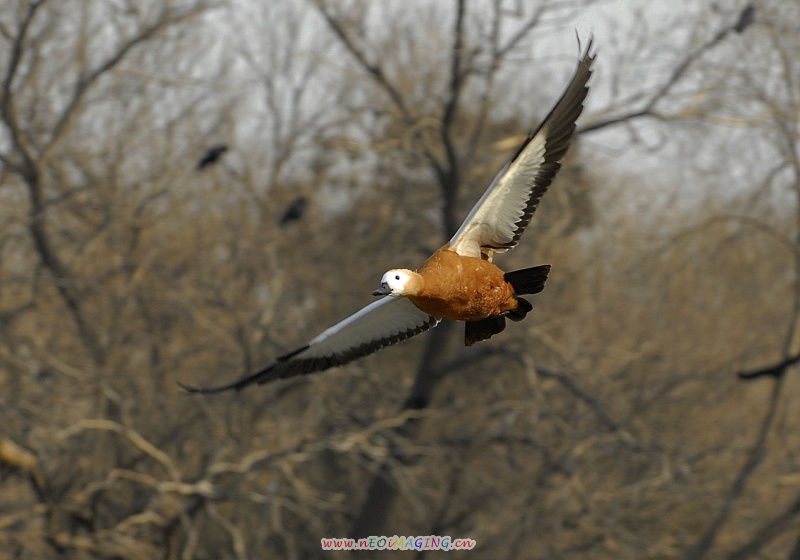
[504,264,550,295]
[465,315,507,346]
[505,296,532,322]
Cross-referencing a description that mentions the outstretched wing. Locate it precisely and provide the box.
[180,297,439,393]
[449,41,595,259]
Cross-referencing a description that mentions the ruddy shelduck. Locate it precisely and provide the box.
[183,41,594,393]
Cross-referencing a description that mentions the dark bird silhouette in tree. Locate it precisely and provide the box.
[196,144,229,170]
[734,3,755,34]
[279,196,308,227]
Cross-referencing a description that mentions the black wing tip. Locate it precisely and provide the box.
[511,37,595,161]
[177,376,254,394]
[577,33,596,61]
[176,352,301,394]
[176,343,330,395]
[177,372,270,394]
[177,380,231,394]
[504,45,595,243]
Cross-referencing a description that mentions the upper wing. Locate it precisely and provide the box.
[180,297,439,393]
[449,41,595,259]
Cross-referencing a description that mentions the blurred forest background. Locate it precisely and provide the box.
[1,0,799,558]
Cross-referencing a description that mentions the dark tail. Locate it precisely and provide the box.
[463,265,551,346]
[504,264,551,295]
[465,315,506,347]
[503,264,550,322]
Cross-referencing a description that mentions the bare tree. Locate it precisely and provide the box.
[3,0,800,559]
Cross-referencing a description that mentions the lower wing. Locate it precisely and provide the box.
[179,296,439,393]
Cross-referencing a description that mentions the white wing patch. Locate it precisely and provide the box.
[302,296,438,360]
[449,42,594,259]
[450,135,547,258]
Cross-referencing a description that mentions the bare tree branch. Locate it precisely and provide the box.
[683,377,785,560]
[56,419,182,481]
[45,3,215,154]
[438,0,466,237]
[312,0,410,120]
[726,488,800,559]
[536,365,620,431]
[738,352,800,380]
[0,0,48,178]
[581,6,755,135]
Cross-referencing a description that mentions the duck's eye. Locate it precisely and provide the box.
[395,275,400,280]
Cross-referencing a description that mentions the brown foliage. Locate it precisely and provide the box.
[1,1,799,559]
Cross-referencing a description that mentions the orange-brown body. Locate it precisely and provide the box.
[408,247,518,321]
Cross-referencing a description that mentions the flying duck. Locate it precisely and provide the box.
[182,41,594,393]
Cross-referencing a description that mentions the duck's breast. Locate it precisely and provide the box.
[409,249,515,321]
